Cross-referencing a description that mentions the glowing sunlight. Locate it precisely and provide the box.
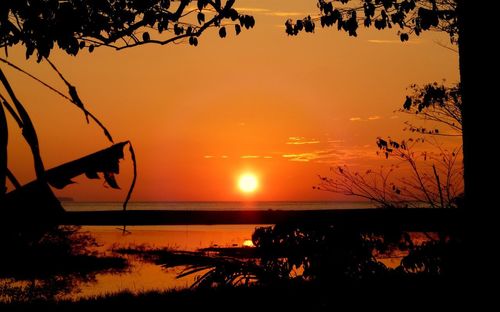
[238,174,259,194]
[243,239,255,247]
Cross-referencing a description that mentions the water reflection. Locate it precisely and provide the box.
[71,225,257,299]
[1,225,258,302]
[0,225,128,302]
[88,225,260,251]
[72,262,192,299]
[2,224,442,303]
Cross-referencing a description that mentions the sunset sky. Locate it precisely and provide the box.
[4,0,459,202]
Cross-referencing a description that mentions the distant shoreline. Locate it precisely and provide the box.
[62,209,461,232]
[61,201,378,212]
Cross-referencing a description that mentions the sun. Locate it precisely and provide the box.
[243,239,255,247]
[238,174,259,193]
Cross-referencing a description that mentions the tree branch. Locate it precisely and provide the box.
[0,69,46,180]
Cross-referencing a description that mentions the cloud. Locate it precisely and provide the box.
[234,7,306,17]
[286,136,320,145]
[204,155,229,159]
[350,116,382,121]
[282,149,344,163]
[240,155,260,159]
[286,141,320,145]
[282,154,313,162]
[389,115,399,119]
[265,12,306,17]
[281,146,380,164]
[234,7,270,13]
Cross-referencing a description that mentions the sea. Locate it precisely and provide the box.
[63,200,376,211]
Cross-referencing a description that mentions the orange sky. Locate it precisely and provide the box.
[3,0,459,202]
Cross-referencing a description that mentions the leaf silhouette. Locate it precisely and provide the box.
[85,171,99,179]
[104,172,120,189]
[197,12,205,24]
[219,27,227,38]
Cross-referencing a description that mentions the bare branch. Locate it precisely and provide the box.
[0,57,73,104]
[44,58,114,143]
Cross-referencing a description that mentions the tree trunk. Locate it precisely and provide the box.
[0,103,7,199]
[457,0,492,299]
[457,1,470,211]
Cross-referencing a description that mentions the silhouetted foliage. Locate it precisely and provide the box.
[0,0,254,61]
[1,1,254,211]
[285,0,457,43]
[252,224,391,284]
[130,224,462,292]
[376,137,462,206]
[0,1,256,296]
[285,1,479,214]
[1,281,467,311]
[139,226,396,288]
[0,226,128,302]
[0,54,137,213]
[0,226,127,278]
[315,82,463,208]
[402,82,462,136]
[401,235,461,276]
[317,140,463,208]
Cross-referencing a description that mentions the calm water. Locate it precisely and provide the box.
[63,201,376,211]
[72,224,261,299]
[64,201,374,298]
[3,202,379,301]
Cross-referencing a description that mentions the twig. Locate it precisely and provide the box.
[44,58,114,143]
[0,94,23,127]
[0,57,73,103]
[6,168,21,189]
[123,141,137,212]
[433,164,444,208]
[1,57,114,143]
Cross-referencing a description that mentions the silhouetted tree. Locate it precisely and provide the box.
[317,140,463,208]
[286,0,457,42]
[1,0,254,59]
[315,82,463,208]
[284,0,478,211]
[0,0,254,212]
[401,82,461,137]
[0,225,128,301]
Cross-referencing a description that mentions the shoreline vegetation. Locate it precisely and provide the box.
[1,233,465,309]
[1,281,465,311]
[1,218,464,307]
[1,201,464,306]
